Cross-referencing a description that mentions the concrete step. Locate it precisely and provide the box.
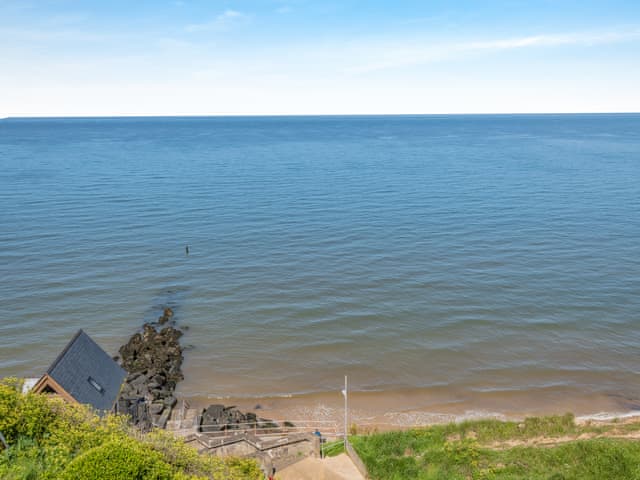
[277,454,365,480]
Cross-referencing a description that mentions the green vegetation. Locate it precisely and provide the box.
[0,378,262,480]
[350,414,640,480]
[322,440,345,457]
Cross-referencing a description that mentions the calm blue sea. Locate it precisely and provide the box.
[1,115,639,414]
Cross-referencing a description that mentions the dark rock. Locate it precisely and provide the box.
[156,409,171,429]
[116,398,129,413]
[115,307,184,431]
[137,386,150,397]
[200,404,264,433]
[151,388,169,399]
[150,403,164,415]
[259,422,279,429]
[203,404,225,424]
[130,374,147,386]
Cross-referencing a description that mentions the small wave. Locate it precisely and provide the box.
[382,410,507,426]
[577,411,640,422]
[204,393,294,400]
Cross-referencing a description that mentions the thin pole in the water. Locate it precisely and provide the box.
[185,245,189,255]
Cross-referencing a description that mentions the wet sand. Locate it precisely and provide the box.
[180,385,640,433]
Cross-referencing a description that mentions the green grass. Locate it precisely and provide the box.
[322,440,345,457]
[349,414,640,480]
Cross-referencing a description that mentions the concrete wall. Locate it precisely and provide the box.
[346,439,369,479]
[208,439,258,457]
[198,432,319,475]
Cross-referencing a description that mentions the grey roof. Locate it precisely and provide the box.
[47,329,126,411]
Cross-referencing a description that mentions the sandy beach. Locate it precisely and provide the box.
[180,385,640,434]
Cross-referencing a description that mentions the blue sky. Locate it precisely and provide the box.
[1,0,639,115]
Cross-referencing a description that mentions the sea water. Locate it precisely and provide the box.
[1,114,639,414]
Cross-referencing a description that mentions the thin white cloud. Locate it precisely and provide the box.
[44,13,89,26]
[467,31,640,50]
[0,26,108,42]
[348,29,640,74]
[185,9,248,33]
[156,37,194,50]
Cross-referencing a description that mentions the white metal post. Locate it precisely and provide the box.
[344,375,348,447]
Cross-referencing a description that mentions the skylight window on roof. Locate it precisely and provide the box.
[88,376,105,394]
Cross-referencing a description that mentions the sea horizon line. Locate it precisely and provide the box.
[2,111,640,120]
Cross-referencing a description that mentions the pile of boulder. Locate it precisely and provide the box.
[199,404,291,434]
[114,307,295,436]
[200,404,258,433]
[115,307,184,430]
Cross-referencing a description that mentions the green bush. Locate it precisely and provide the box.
[0,378,60,444]
[60,438,173,480]
[0,377,261,480]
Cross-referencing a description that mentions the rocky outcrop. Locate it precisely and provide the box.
[115,307,295,435]
[199,404,291,434]
[200,404,257,433]
[158,307,174,325]
[115,307,183,430]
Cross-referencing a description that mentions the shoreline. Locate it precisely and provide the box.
[177,385,640,432]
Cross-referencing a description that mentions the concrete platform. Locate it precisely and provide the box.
[276,454,365,480]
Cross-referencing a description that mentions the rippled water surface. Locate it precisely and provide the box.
[1,115,639,411]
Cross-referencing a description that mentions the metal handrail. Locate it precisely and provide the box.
[196,420,342,439]
[199,425,339,433]
[198,419,338,427]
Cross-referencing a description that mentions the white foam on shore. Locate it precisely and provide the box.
[205,393,294,400]
[368,409,640,428]
[577,410,640,422]
[381,410,507,427]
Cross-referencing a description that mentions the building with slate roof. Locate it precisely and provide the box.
[32,329,126,412]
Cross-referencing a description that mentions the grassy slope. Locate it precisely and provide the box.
[350,414,640,480]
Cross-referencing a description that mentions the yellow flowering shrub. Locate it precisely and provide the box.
[60,438,174,480]
[0,378,262,480]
